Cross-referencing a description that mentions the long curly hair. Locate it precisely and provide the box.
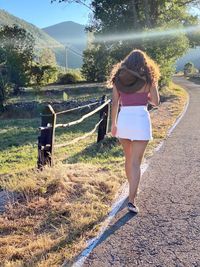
[108,49,160,87]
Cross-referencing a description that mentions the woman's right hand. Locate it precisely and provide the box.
[111,124,117,137]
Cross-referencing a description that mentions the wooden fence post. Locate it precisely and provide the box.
[37,104,56,169]
[97,95,110,143]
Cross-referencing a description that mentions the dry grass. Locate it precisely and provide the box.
[0,82,188,267]
[0,163,124,267]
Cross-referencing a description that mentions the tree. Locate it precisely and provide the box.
[141,28,190,85]
[32,47,58,86]
[42,65,58,84]
[0,25,35,94]
[37,48,57,66]
[31,64,58,86]
[0,64,12,111]
[0,48,13,110]
[51,0,93,11]
[53,0,200,84]
[82,45,114,82]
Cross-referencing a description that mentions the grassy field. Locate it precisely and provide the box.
[0,83,112,175]
[0,82,188,267]
[5,83,110,104]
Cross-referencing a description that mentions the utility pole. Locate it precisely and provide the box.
[65,45,68,72]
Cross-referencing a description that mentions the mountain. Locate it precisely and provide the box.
[43,21,88,68]
[0,9,64,65]
[176,47,200,71]
[0,10,87,68]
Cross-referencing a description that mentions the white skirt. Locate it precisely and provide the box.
[116,106,153,141]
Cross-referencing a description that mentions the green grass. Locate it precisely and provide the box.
[0,118,39,175]
[6,83,111,104]
[0,111,107,176]
[0,84,112,176]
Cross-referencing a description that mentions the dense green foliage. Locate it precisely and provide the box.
[82,44,114,82]
[54,0,200,84]
[31,64,58,85]
[0,25,35,108]
[37,48,57,66]
[0,58,12,110]
[0,25,60,107]
[58,69,84,84]
[141,29,190,85]
[0,25,35,90]
[89,0,200,84]
[32,48,58,85]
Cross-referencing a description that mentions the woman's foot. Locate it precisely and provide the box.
[127,202,139,213]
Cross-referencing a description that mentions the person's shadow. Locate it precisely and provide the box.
[93,198,137,249]
[71,197,137,267]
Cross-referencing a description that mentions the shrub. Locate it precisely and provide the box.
[31,64,58,86]
[184,62,196,76]
[57,69,84,84]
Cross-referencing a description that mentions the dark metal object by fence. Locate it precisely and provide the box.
[97,95,110,142]
[37,105,56,169]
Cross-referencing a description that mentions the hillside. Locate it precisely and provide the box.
[0,9,64,65]
[176,47,200,71]
[43,21,88,68]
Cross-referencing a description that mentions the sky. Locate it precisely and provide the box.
[0,0,91,28]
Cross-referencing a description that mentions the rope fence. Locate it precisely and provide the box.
[55,101,100,116]
[54,118,103,149]
[55,99,110,129]
[37,95,111,169]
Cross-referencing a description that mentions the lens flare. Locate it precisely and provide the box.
[1,25,199,50]
[94,24,200,43]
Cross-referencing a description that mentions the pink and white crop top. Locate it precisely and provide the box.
[119,91,150,106]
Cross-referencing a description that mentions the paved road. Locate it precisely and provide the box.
[82,77,200,267]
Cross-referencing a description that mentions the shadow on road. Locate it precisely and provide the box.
[93,199,137,250]
[72,198,137,266]
[188,77,200,85]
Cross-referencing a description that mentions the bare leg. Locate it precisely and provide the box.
[119,138,133,184]
[120,139,148,204]
[129,140,148,203]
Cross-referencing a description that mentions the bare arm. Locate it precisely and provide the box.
[148,82,160,106]
[111,84,120,136]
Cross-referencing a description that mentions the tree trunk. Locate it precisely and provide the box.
[143,0,151,27]
[132,0,139,28]
[0,96,5,112]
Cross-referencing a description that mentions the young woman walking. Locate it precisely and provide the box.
[110,49,160,213]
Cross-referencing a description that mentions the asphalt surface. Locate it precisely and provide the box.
[82,77,200,267]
